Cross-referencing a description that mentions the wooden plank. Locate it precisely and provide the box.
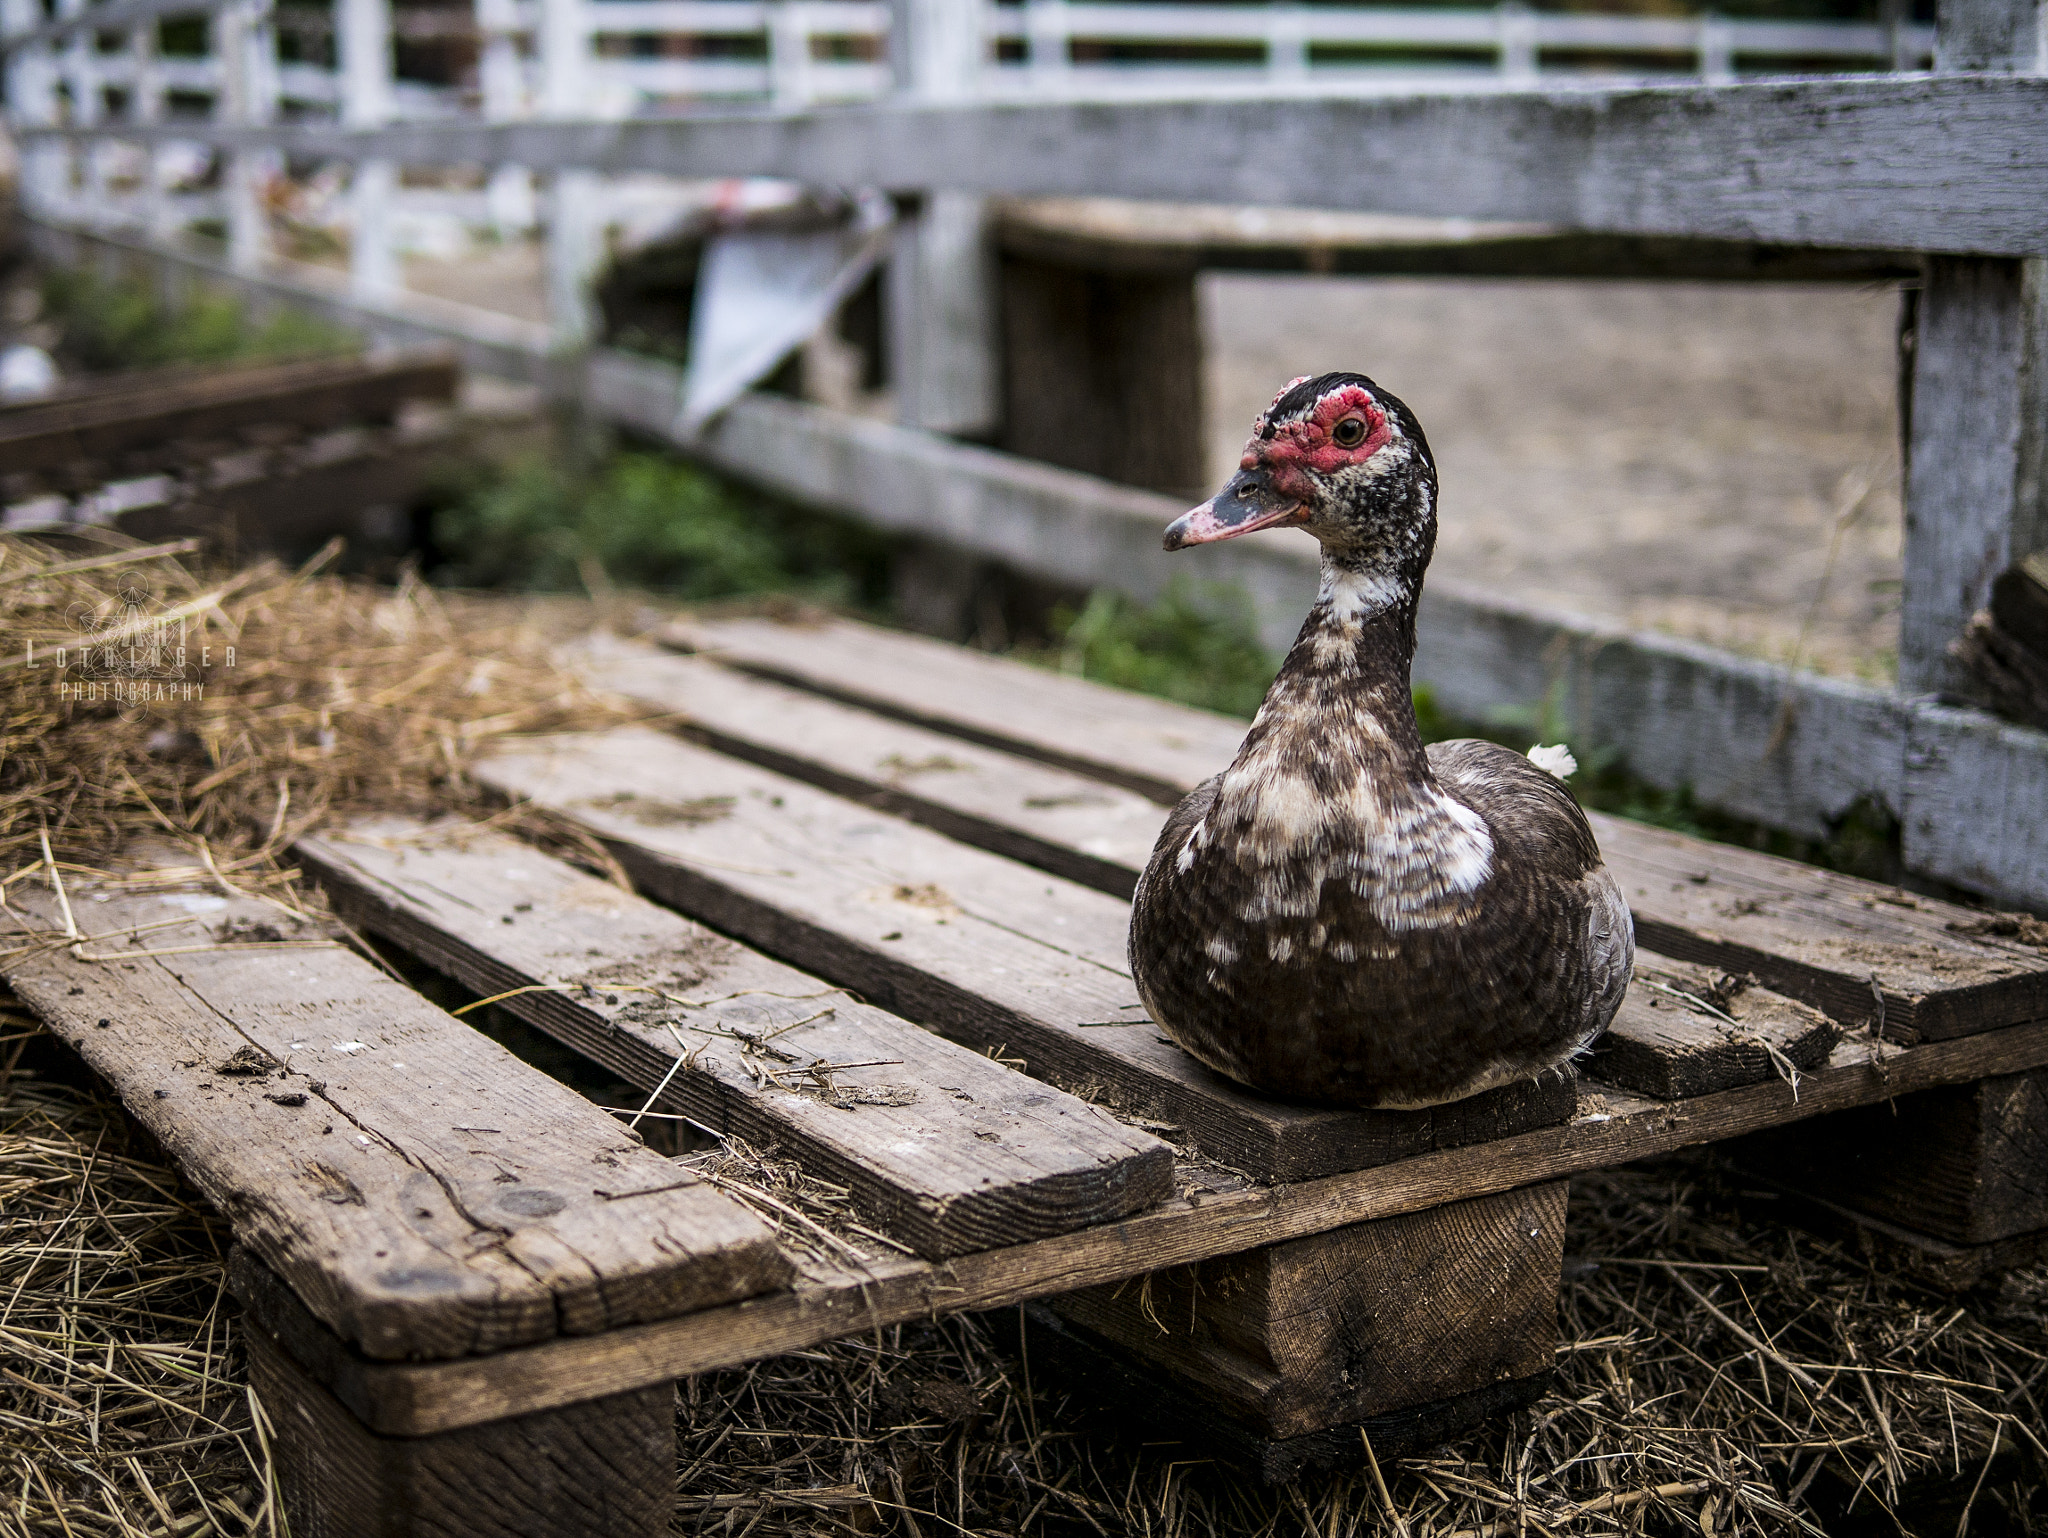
[83,73,2048,256]
[1050,1182,1567,1440]
[1726,1067,2048,1246]
[652,614,2048,1039]
[295,816,1173,1259]
[245,1323,674,1538]
[0,349,458,474]
[235,1016,2048,1437]
[1591,960,1837,1100]
[0,866,788,1361]
[575,636,1168,896]
[474,727,1575,1185]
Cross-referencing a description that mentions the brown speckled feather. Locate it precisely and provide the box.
[1131,371,1633,1109]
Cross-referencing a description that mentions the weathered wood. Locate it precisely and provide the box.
[1725,1067,2048,1245]
[475,727,1575,1184]
[1051,1182,1567,1440]
[1739,1183,2048,1293]
[68,74,2048,256]
[1592,960,1837,1099]
[996,252,1204,496]
[888,190,1000,438]
[0,349,457,474]
[1899,255,2046,694]
[233,1017,2048,1437]
[574,635,1168,897]
[1000,1303,1551,1484]
[654,613,2048,1037]
[246,1316,674,1538]
[295,816,1173,1258]
[0,868,787,1360]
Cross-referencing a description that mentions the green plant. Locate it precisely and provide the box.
[430,450,891,605]
[1037,581,1279,719]
[39,268,353,372]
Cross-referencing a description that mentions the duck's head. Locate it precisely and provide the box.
[1164,372,1437,584]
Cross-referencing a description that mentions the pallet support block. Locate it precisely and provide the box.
[1044,1181,1568,1463]
[1725,1066,2048,1272]
[247,1325,675,1538]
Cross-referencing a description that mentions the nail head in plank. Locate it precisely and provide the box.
[658,611,2048,1040]
[0,868,788,1361]
[296,816,1174,1258]
[476,727,1573,1184]
[238,1017,2048,1437]
[1590,957,1838,1099]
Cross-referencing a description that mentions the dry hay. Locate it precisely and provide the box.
[5,1019,2044,1538]
[0,531,630,901]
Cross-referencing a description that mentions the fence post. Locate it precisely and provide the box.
[1697,12,1734,83]
[219,0,281,272]
[1898,0,2047,695]
[886,0,999,438]
[341,0,397,301]
[1496,1,1538,83]
[1267,4,1310,86]
[477,0,535,235]
[538,0,602,347]
[767,0,811,109]
[1025,0,1066,94]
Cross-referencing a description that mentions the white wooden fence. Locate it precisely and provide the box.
[4,0,2045,910]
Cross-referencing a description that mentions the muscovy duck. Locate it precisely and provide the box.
[1128,372,1633,1108]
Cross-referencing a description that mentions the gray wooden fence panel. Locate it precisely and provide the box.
[32,74,2048,256]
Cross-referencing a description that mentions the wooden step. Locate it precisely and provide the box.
[475,726,1576,1184]
[0,858,789,1361]
[296,816,1173,1259]
[652,613,2048,1041]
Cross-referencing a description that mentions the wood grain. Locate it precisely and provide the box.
[1725,1067,2048,1245]
[249,1017,2048,1438]
[1592,960,1837,1099]
[0,868,787,1360]
[655,613,2048,1038]
[246,1323,673,1538]
[1051,1182,1566,1439]
[296,816,1173,1258]
[78,74,2048,256]
[475,727,1574,1184]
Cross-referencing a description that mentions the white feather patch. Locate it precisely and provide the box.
[1527,743,1578,780]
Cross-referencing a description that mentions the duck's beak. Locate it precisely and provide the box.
[1163,468,1309,550]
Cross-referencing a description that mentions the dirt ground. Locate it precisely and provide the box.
[1205,274,1905,682]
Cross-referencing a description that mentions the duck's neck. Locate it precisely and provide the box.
[1254,552,1428,772]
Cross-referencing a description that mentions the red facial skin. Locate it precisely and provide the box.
[1245,385,1393,503]
[1164,384,1394,549]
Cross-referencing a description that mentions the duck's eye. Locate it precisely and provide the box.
[1331,416,1368,449]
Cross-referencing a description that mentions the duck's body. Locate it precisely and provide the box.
[1129,373,1632,1109]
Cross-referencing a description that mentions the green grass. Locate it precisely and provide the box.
[1024,579,1907,883]
[40,268,355,373]
[429,449,893,607]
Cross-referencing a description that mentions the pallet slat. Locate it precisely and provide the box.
[0,865,788,1360]
[590,639,1842,1099]
[297,817,1173,1259]
[656,614,2048,1040]
[0,350,458,473]
[475,727,1575,1184]
[238,1016,2048,1438]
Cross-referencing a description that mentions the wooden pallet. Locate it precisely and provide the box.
[9,611,2048,1533]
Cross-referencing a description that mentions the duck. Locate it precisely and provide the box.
[1127,372,1633,1109]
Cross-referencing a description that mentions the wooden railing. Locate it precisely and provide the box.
[4,0,2045,909]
